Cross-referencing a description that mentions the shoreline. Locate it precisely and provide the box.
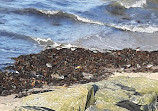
[1,72,158,111]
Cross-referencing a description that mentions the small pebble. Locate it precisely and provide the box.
[46,63,52,68]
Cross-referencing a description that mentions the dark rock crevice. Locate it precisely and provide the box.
[22,106,55,111]
[116,100,142,111]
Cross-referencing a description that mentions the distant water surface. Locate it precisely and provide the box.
[0,0,158,68]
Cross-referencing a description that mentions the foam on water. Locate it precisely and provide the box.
[32,9,105,25]
[130,0,146,8]
[110,23,158,33]
[37,9,158,33]
[11,8,158,34]
[119,0,158,8]
[74,30,158,51]
[31,37,54,45]
[31,37,63,49]
[32,36,79,50]
[38,9,60,15]
[120,0,146,8]
[74,15,104,25]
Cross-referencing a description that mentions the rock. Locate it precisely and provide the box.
[51,74,64,80]
[88,76,158,111]
[94,81,131,111]
[130,92,157,106]
[140,92,157,111]
[147,64,153,68]
[15,85,95,111]
[46,63,52,68]
[106,1,126,15]
[109,76,158,94]
[12,76,158,111]
[1,90,10,96]
[116,100,141,111]
[82,72,94,80]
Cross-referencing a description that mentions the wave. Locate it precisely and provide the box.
[119,0,158,8]
[119,0,146,8]
[130,0,146,8]
[38,9,104,25]
[105,0,146,10]
[0,30,78,49]
[0,30,34,41]
[106,1,126,15]
[11,8,158,33]
[31,37,60,47]
[0,30,59,46]
[31,37,79,50]
[14,8,104,25]
[109,23,158,33]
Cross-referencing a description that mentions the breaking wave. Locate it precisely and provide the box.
[12,8,158,33]
[31,37,59,46]
[14,8,104,25]
[31,37,79,49]
[119,0,146,8]
[0,30,34,41]
[105,0,146,10]
[109,23,158,33]
[118,0,158,8]
[0,30,59,46]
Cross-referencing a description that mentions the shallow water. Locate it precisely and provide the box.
[0,0,158,68]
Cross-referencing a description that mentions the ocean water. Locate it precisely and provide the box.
[0,0,158,68]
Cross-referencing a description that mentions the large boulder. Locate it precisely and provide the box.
[92,76,158,111]
[14,76,158,111]
[15,85,94,111]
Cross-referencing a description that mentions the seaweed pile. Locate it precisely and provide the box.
[1,48,158,96]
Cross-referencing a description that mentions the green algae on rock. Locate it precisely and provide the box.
[14,76,158,111]
[15,85,94,111]
[109,76,158,94]
[93,76,158,111]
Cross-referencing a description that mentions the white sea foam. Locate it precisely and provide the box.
[31,37,79,50]
[31,37,61,48]
[32,9,158,34]
[62,43,77,49]
[70,15,158,33]
[74,15,104,25]
[53,42,61,47]
[130,0,146,8]
[38,9,60,15]
[110,23,158,33]
[32,37,52,44]
[120,0,146,8]
[36,9,105,25]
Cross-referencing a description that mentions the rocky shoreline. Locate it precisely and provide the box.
[4,74,158,111]
[1,47,158,97]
